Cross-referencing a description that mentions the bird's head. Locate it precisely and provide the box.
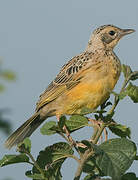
[86,25,135,52]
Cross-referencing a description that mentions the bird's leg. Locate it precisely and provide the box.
[88,118,108,143]
[89,118,101,141]
[56,115,76,146]
[56,115,87,148]
[104,128,108,141]
[89,118,102,144]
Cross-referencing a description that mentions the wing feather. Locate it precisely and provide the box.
[36,51,93,111]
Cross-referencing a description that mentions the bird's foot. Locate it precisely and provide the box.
[88,118,108,143]
[56,115,77,146]
[63,125,76,146]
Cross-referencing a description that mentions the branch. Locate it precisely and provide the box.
[109,74,131,114]
[93,123,106,144]
[74,149,93,180]
[58,131,82,157]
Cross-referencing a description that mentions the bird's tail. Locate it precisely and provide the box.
[4,112,46,149]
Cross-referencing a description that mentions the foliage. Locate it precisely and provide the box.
[0,62,16,92]
[0,110,12,135]
[1,64,138,180]
[0,62,16,135]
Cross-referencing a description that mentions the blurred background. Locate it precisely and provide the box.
[0,0,138,179]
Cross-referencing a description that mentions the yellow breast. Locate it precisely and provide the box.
[62,61,120,115]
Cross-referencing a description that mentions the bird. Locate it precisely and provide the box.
[5,24,135,149]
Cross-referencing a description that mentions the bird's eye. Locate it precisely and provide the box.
[109,30,116,36]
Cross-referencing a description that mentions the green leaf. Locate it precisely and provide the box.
[83,176,112,180]
[81,140,94,149]
[129,71,138,81]
[84,176,111,180]
[101,100,112,109]
[32,142,74,179]
[80,140,102,155]
[121,172,138,180]
[1,70,16,81]
[135,155,138,160]
[121,64,132,79]
[83,174,96,180]
[38,142,74,164]
[95,138,137,180]
[41,115,89,135]
[0,154,29,167]
[126,83,138,103]
[94,114,99,120]
[0,84,5,92]
[24,138,31,152]
[17,138,31,153]
[118,91,128,100]
[25,171,44,179]
[58,116,66,130]
[109,124,131,138]
[79,141,103,175]
[0,118,12,135]
[82,156,96,174]
[66,115,89,132]
[104,111,114,122]
[40,121,57,135]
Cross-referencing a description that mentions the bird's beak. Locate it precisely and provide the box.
[120,29,135,37]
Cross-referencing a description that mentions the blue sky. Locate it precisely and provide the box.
[0,0,138,179]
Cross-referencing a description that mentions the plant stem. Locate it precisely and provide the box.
[74,149,92,180]
[58,132,82,157]
[121,78,129,93]
[93,123,106,144]
[91,126,99,141]
[27,161,34,166]
[74,165,82,180]
[108,96,119,115]
[109,77,130,115]
[68,155,80,164]
[58,132,70,143]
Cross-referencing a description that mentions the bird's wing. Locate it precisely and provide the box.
[36,51,93,111]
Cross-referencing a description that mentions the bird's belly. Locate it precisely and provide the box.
[62,75,117,115]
